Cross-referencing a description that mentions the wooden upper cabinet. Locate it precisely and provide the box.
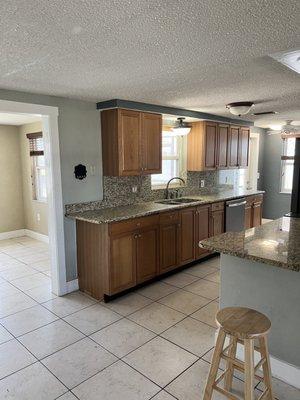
[119,109,141,175]
[228,126,239,167]
[238,126,250,167]
[204,121,218,169]
[141,112,162,174]
[101,108,162,176]
[216,124,229,168]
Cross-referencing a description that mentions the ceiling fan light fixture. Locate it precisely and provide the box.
[226,102,254,116]
[171,118,191,136]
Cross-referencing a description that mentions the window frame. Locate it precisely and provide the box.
[151,132,187,189]
[280,137,295,194]
[27,132,47,203]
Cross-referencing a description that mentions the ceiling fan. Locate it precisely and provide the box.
[267,120,300,138]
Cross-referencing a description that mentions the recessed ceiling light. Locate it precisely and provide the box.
[270,49,300,74]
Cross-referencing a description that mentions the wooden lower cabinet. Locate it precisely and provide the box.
[252,201,263,227]
[136,226,159,284]
[179,207,196,265]
[210,208,225,236]
[195,204,210,258]
[244,195,263,229]
[110,232,137,294]
[76,195,262,300]
[159,212,180,273]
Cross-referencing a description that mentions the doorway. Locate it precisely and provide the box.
[0,99,66,296]
[246,133,260,190]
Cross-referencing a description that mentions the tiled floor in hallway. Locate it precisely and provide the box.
[0,237,299,399]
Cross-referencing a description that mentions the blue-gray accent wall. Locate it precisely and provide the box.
[261,132,291,218]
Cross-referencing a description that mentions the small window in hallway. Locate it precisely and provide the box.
[26,132,47,202]
[280,137,295,193]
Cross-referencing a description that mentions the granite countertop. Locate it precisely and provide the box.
[66,188,264,224]
[200,217,300,272]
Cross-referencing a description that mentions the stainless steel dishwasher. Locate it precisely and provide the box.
[225,198,246,232]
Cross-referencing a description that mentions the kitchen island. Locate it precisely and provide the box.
[200,217,300,388]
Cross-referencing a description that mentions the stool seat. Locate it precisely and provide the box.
[216,307,271,339]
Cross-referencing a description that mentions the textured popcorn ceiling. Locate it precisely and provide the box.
[0,0,299,127]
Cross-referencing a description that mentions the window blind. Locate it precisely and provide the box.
[26,132,44,156]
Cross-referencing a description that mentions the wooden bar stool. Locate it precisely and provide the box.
[203,307,274,400]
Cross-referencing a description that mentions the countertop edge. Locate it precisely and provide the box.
[66,190,265,224]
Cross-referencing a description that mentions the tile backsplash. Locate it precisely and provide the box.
[66,169,246,213]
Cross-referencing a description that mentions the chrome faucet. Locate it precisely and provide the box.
[165,177,186,199]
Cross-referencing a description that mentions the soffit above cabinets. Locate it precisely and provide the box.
[96,99,254,127]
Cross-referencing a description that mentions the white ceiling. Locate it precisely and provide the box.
[0,113,41,126]
[0,0,299,128]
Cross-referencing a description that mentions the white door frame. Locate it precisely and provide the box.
[247,132,260,190]
[0,99,67,296]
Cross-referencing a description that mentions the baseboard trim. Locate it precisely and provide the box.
[236,343,300,389]
[0,229,26,240]
[65,279,79,294]
[24,230,49,243]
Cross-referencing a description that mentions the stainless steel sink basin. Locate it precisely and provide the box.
[155,198,200,205]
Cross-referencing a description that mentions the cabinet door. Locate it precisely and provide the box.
[244,205,252,229]
[210,210,225,237]
[216,124,229,169]
[119,109,141,175]
[141,113,162,174]
[110,232,136,294]
[195,205,210,258]
[252,202,262,227]
[136,226,159,283]
[204,122,218,169]
[228,126,239,167]
[160,223,180,273]
[238,127,250,167]
[179,208,196,265]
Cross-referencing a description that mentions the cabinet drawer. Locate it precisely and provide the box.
[211,202,224,212]
[159,211,179,224]
[253,194,263,203]
[109,214,159,235]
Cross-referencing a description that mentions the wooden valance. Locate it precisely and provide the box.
[26,131,44,156]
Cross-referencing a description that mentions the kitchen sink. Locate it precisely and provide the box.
[156,198,200,205]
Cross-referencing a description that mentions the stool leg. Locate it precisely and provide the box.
[244,338,255,400]
[203,328,226,400]
[224,335,237,391]
[259,336,275,400]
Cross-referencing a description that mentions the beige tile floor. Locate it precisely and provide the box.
[0,236,299,399]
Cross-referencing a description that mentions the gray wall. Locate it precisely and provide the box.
[262,132,291,218]
[0,89,103,281]
[221,254,300,368]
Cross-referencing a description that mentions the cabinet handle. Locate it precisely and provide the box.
[134,234,138,239]
[136,222,141,227]
[138,234,142,238]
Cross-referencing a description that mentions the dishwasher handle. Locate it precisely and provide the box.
[226,200,246,208]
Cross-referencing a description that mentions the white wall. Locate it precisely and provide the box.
[0,89,103,281]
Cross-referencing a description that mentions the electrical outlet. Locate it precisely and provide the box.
[200,179,205,188]
[90,165,96,176]
[132,186,138,193]
[37,213,41,222]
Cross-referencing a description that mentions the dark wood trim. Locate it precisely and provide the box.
[96,99,253,126]
[26,132,43,139]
